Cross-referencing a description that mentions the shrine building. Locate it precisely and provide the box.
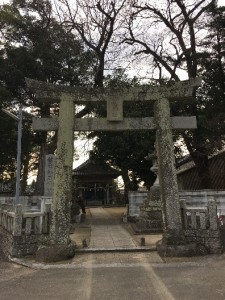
[73,160,121,206]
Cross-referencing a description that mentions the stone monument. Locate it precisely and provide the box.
[44,154,56,197]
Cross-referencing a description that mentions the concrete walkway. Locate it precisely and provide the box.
[71,206,161,252]
[89,208,138,250]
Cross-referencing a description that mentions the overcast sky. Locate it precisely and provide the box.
[0,0,225,6]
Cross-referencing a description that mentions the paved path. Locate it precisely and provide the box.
[89,207,138,249]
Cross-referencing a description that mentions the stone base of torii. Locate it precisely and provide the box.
[26,77,202,262]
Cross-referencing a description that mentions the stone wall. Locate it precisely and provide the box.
[0,226,51,257]
[180,190,225,215]
[0,227,12,259]
[131,189,225,220]
[181,200,222,254]
[128,190,223,254]
[184,229,222,254]
[0,196,52,213]
[0,203,51,258]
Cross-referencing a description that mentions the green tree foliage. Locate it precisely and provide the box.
[90,131,156,190]
[198,5,225,149]
[89,70,156,195]
[0,87,18,180]
[0,0,95,93]
[0,0,95,192]
[180,4,225,188]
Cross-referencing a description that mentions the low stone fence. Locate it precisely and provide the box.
[128,191,223,253]
[0,203,51,257]
[127,190,225,219]
[180,199,222,254]
[179,190,225,216]
[0,196,52,213]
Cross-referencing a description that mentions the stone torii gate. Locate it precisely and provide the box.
[26,78,200,260]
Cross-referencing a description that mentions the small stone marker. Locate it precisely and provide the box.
[44,154,56,196]
[140,237,145,246]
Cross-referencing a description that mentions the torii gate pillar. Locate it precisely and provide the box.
[36,95,76,262]
[50,94,74,245]
[154,98,184,248]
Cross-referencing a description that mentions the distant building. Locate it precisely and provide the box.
[73,160,121,206]
[177,150,225,190]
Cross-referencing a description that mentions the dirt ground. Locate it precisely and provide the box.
[104,206,127,218]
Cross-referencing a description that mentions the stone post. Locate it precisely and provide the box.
[154,97,184,247]
[13,204,23,236]
[208,198,218,230]
[50,94,74,245]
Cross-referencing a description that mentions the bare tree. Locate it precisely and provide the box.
[56,0,127,87]
[123,0,216,188]
[124,0,215,79]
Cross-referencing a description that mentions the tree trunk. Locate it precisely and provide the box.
[191,149,212,189]
[121,169,131,204]
[94,55,104,88]
[183,134,212,189]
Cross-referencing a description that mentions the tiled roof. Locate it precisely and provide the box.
[176,149,225,175]
[73,159,121,178]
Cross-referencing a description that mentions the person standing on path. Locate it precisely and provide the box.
[77,195,86,214]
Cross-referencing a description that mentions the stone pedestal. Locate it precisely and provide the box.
[35,241,76,263]
[135,187,163,233]
[156,241,198,257]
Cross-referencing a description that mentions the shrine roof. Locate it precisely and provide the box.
[176,149,225,175]
[73,159,121,178]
